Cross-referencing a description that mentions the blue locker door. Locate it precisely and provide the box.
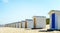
[52,13,55,29]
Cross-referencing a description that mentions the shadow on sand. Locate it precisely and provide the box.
[39,30,54,32]
[39,29,55,32]
[32,28,43,30]
[25,28,43,30]
[39,29,60,32]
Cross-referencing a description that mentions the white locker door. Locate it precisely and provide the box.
[27,21,34,28]
[19,23,21,28]
[36,18,44,28]
[36,18,41,28]
[22,22,25,28]
[16,23,19,28]
[41,18,46,28]
[57,14,60,29]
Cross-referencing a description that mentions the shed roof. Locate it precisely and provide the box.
[48,10,60,14]
[5,22,21,25]
[26,19,33,21]
[21,21,25,22]
[33,16,46,18]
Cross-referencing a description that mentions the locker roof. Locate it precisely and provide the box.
[48,10,60,14]
[21,21,25,22]
[26,19,33,21]
[33,16,46,18]
[5,22,21,25]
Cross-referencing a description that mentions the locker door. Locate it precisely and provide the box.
[51,13,55,29]
[27,21,34,28]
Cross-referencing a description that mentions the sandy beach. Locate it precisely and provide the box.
[0,25,60,33]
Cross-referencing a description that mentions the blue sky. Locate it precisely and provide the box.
[0,0,60,24]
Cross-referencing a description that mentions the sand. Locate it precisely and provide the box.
[0,25,60,33]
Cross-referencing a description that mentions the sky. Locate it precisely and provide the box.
[0,0,60,24]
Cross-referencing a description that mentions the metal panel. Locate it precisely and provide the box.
[11,24,16,28]
[16,23,19,28]
[34,16,46,28]
[27,20,34,28]
[57,14,60,29]
[55,14,58,29]
[22,22,25,28]
[18,23,21,28]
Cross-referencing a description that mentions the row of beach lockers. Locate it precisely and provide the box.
[5,16,46,28]
[5,10,60,30]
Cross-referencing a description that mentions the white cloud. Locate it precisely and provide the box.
[3,0,8,3]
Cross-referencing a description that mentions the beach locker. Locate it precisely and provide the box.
[11,23,16,28]
[16,22,19,28]
[15,22,21,28]
[8,22,16,28]
[48,10,60,30]
[26,19,34,28]
[33,16,46,28]
[11,22,21,28]
[21,21,26,28]
[5,24,9,27]
[18,22,21,28]
[4,22,21,28]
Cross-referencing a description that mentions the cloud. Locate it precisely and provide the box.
[3,0,8,3]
